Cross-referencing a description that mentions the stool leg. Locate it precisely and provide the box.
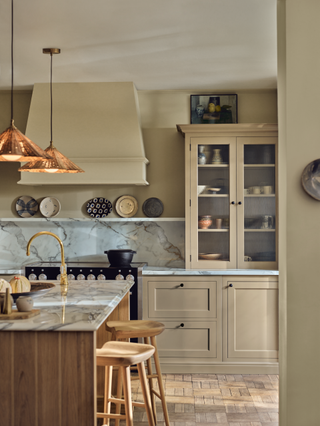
[121,365,134,426]
[151,335,170,426]
[144,336,157,424]
[103,365,113,426]
[137,362,155,426]
[114,367,123,426]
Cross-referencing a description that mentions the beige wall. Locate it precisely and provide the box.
[0,89,277,218]
[278,1,320,425]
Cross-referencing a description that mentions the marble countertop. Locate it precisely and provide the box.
[0,280,132,332]
[142,267,279,275]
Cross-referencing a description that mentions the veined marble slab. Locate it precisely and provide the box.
[0,280,132,332]
[143,267,279,275]
[0,218,185,270]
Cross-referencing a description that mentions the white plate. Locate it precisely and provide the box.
[40,197,61,218]
[115,195,138,218]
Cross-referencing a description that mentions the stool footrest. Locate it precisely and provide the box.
[97,413,126,419]
[132,401,146,408]
[152,389,161,399]
[147,374,158,379]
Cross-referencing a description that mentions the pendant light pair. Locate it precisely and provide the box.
[0,0,83,174]
[19,49,84,174]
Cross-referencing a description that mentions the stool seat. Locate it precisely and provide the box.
[97,341,155,366]
[106,320,165,339]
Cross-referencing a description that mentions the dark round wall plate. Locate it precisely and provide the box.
[301,159,320,200]
[142,197,164,217]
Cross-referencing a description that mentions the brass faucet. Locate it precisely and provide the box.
[26,231,68,287]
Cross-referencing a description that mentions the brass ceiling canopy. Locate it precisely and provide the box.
[0,0,53,163]
[19,48,84,174]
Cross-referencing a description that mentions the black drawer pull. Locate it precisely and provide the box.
[229,283,233,287]
[179,283,184,287]
[180,323,185,328]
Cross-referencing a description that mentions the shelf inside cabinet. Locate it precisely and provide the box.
[198,229,229,232]
[198,194,229,197]
[198,164,229,168]
[244,164,275,167]
[244,194,275,197]
[244,229,275,232]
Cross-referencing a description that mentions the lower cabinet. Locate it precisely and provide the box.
[143,274,278,374]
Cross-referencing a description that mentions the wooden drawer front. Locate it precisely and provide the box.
[226,281,278,359]
[157,321,220,359]
[148,280,218,319]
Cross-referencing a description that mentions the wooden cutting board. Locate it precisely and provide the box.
[0,309,40,320]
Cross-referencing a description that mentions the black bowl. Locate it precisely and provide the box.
[10,282,55,302]
[104,249,136,267]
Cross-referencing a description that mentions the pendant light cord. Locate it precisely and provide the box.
[50,52,53,142]
[11,0,14,122]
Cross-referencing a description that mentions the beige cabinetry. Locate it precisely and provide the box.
[177,124,278,270]
[143,274,278,374]
[222,276,278,362]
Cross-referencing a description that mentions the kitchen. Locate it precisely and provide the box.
[0,1,318,426]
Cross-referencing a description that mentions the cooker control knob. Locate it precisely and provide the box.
[126,274,134,281]
[67,274,75,280]
[87,274,96,280]
[28,273,37,280]
[97,274,106,281]
[77,274,86,280]
[39,273,47,280]
[56,274,61,280]
[115,271,124,280]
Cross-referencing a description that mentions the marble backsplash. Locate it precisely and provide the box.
[0,218,185,270]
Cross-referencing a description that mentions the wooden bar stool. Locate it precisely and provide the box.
[96,341,155,426]
[105,320,170,426]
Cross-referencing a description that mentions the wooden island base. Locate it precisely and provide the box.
[0,292,129,426]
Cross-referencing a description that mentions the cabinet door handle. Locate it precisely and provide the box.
[231,201,235,205]
[179,283,184,287]
[238,201,242,205]
[229,284,233,287]
[180,323,185,327]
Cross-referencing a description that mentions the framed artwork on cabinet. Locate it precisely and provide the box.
[190,94,238,124]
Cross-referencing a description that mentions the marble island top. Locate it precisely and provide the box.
[0,279,133,332]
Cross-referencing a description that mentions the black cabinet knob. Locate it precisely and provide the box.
[180,323,185,327]
[238,201,242,205]
[231,201,235,205]
[179,283,184,287]
[229,283,233,287]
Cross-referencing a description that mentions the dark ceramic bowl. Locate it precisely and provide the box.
[104,249,136,267]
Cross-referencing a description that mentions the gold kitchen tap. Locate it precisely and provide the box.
[26,231,68,287]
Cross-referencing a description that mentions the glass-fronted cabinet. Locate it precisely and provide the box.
[179,124,278,270]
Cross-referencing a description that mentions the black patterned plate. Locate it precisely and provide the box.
[15,195,38,218]
[142,197,164,217]
[86,197,112,218]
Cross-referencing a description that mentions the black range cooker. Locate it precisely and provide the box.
[23,262,145,321]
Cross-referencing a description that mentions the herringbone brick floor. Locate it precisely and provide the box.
[116,373,279,426]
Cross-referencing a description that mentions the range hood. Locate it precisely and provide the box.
[19,82,149,185]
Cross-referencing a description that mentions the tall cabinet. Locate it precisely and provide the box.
[177,123,278,270]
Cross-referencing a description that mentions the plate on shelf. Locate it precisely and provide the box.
[40,197,61,218]
[301,159,320,200]
[115,195,138,218]
[199,253,221,260]
[142,197,164,217]
[15,196,38,218]
[86,197,112,218]
[207,187,221,194]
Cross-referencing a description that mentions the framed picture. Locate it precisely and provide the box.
[190,94,238,124]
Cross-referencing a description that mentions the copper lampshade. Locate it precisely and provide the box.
[0,120,53,162]
[19,47,84,174]
[19,141,84,173]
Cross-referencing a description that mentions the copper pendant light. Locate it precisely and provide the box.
[0,0,52,163]
[19,48,84,173]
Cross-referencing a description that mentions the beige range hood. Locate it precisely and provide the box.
[19,82,149,185]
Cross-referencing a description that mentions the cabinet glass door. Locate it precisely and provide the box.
[237,139,277,269]
[190,138,236,268]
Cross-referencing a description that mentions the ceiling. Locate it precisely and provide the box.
[0,0,277,91]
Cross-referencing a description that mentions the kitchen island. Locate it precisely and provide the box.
[0,279,132,426]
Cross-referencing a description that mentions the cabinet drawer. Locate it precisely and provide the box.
[157,321,221,359]
[147,279,220,319]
